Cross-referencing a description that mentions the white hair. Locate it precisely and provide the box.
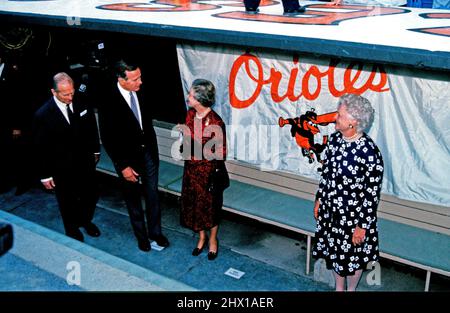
[53,72,74,91]
[338,94,375,133]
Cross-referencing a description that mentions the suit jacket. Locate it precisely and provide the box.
[33,97,100,181]
[98,85,159,174]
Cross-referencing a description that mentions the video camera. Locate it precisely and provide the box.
[0,222,13,257]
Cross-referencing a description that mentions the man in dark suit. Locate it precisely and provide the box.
[98,60,169,252]
[33,72,101,241]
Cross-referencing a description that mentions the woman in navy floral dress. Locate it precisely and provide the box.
[313,94,384,291]
[180,79,226,261]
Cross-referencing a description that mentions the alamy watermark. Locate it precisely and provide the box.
[66,1,81,26]
[170,122,282,171]
[366,261,381,286]
[66,261,81,286]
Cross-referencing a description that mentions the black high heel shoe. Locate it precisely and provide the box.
[207,239,219,261]
[192,236,208,256]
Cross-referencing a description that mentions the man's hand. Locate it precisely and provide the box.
[352,226,366,245]
[121,166,139,183]
[42,179,56,190]
[314,200,320,220]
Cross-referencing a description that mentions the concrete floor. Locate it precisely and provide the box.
[0,173,448,292]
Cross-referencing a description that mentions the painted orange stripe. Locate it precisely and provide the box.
[421,27,450,37]
[215,5,407,26]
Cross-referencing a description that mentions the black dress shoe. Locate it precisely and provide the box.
[192,247,203,256]
[207,239,219,261]
[67,229,84,242]
[207,250,218,261]
[245,8,259,14]
[192,236,208,256]
[283,6,306,16]
[82,222,101,237]
[138,240,151,252]
[149,234,169,247]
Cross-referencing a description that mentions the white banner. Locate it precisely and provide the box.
[176,43,450,207]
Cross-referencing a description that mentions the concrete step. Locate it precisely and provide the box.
[0,210,196,291]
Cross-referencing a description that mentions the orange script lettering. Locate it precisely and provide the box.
[229,53,389,109]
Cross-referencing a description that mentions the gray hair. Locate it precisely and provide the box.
[191,79,215,107]
[52,72,74,91]
[338,94,375,133]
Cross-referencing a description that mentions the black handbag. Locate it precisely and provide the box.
[207,161,230,193]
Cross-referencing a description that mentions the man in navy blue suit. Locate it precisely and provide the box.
[98,60,169,252]
[33,72,101,241]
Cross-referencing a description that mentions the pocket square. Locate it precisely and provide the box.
[80,109,87,117]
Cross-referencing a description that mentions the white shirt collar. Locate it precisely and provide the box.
[54,96,72,111]
[117,82,133,103]
[53,96,73,123]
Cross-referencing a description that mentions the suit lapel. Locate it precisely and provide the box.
[70,102,81,131]
[49,98,71,129]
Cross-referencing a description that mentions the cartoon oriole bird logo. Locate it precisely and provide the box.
[279,109,337,164]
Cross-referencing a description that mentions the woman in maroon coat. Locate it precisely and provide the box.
[180,79,227,261]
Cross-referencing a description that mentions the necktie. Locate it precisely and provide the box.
[66,105,74,125]
[129,91,140,124]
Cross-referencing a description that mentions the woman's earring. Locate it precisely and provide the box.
[349,125,353,128]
